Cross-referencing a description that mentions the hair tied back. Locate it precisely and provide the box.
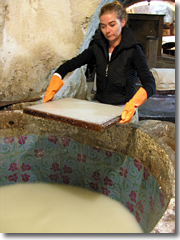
[113,1,122,7]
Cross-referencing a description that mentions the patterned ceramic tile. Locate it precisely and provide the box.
[81,178,101,193]
[0,137,16,155]
[0,134,168,234]
[41,172,62,183]
[19,153,40,173]
[34,148,45,160]
[146,203,161,233]
[76,152,87,163]
[20,172,40,183]
[120,192,135,215]
[135,209,147,233]
[104,150,126,167]
[153,183,167,219]
[40,153,61,173]
[0,173,20,186]
[61,155,81,177]
[61,137,81,156]
[39,135,60,154]
[82,161,102,183]
[103,165,122,192]
[0,155,19,174]
[141,167,156,197]
[101,184,120,201]
[120,191,148,232]
[121,176,140,205]
[17,135,38,154]
[83,144,103,163]
[136,187,152,224]
[61,174,81,187]
[125,157,144,185]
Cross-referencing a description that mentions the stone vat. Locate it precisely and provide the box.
[0,110,175,233]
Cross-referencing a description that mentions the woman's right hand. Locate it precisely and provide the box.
[43,74,64,103]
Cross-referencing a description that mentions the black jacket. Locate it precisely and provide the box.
[55,27,156,105]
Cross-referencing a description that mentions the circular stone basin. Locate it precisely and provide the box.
[0,110,175,233]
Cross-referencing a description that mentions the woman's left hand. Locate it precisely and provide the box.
[119,87,148,124]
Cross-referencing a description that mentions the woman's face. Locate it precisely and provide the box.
[100,11,125,44]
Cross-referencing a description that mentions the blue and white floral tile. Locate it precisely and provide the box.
[81,178,101,193]
[61,137,81,156]
[41,172,62,183]
[61,155,81,177]
[141,167,156,198]
[0,137,16,155]
[83,144,103,163]
[104,150,126,168]
[0,173,20,186]
[39,135,60,154]
[0,155,19,175]
[40,153,61,173]
[125,157,144,185]
[82,161,103,183]
[17,135,38,154]
[19,153,40,173]
[20,171,41,183]
[103,165,123,192]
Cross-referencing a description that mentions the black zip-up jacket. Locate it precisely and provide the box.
[55,27,156,105]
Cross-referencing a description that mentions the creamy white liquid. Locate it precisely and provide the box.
[0,183,143,233]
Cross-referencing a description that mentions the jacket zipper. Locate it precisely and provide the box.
[106,64,109,77]
[106,53,111,77]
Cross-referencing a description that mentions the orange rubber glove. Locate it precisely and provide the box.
[43,75,64,103]
[119,87,147,124]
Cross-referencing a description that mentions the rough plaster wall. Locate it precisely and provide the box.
[0,0,105,101]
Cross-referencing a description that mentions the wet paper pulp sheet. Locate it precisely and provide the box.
[23,98,123,131]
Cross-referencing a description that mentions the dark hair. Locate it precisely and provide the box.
[99,1,128,24]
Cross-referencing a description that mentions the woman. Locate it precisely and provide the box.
[43,1,156,124]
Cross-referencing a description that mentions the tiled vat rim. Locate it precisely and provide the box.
[0,134,167,233]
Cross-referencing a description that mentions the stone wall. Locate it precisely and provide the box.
[0,0,112,102]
